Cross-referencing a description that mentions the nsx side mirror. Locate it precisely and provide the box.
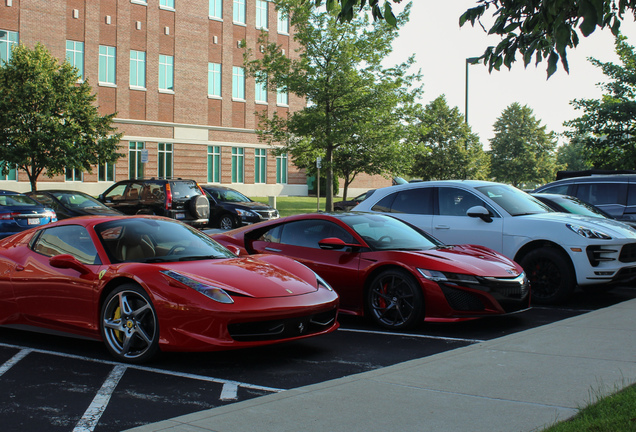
[318,237,360,250]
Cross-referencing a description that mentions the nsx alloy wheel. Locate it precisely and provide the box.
[218,214,236,230]
[366,269,424,330]
[520,247,574,305]
[101,284,160,363]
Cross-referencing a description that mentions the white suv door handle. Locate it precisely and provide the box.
[434,225,450,230]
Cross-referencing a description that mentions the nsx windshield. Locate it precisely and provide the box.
[96,218,235,263]
[475,184,553,216]
[341,214,443,251]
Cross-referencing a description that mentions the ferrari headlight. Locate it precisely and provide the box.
[161,270,234,304]
[417,268,479,285]
[566,223,612,240]
[314,272,333,291]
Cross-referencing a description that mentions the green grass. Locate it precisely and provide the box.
[543,383,636,431]
[252,196,328,217]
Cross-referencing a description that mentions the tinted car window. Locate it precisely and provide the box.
[374,188,434,214]
[540,184,571,195]
[169,181,202,199]
[32,225,100,265]
[371,193,396,212]
[627,184,636,206]
[104,184,128,201]
[0,194,41,206]
[438,187,487,216]
[279,220,354,249]
[576,183,627,206]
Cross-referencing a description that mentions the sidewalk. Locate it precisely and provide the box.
[127,298,636,432]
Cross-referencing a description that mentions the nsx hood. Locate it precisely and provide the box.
[390,245,521,278]
[159,257,318,298]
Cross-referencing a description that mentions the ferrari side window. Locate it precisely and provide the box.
[32,225,100,265]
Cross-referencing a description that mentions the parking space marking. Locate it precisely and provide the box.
[73,364,127,432]
[220,382,239,400]
[339,328,485,344]
[0,348,31,377]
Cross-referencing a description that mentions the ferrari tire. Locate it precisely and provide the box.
[101,284,160,363]
[366,269,424,330]
[218,214,236,230]
[519,247,574,305]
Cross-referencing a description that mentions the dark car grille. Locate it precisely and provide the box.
[228,308,337,342]
[440,285,485,311]
[440,275,530,313]
[619,243,636,263]
[255,210,277,220]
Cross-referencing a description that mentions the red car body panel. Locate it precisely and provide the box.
[0,216,339,354]
[209,213,530,322]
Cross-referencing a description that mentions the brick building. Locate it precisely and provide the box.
[0,0,391,197]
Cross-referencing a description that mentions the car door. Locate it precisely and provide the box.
[11,225,103,336]
[102,182,143,215]
[573,181,627,219]
[250,219,362,313]
[431,187,504,251]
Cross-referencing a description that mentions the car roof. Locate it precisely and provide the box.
[0,190,24,196]
[541,174,636,185]
[371,179,501,195]
[202,185,235,191]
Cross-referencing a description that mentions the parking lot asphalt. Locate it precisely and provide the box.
[126,298,636,432]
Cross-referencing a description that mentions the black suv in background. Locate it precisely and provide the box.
[99,178,210,227]
[202,185,279,229]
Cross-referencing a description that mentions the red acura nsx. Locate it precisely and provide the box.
[209,213,531,329]
[0,216,339,363]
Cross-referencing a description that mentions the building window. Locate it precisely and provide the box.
[99,163,115,182]
[232,66,245,100]
[276,153,287,184]
[66,168,82,182]
[277,10,289,34]
[99,45,116,85]
[207,145,221,183]
[129,50,146,88]
[209,0,222,19]
[233,0,245,24]
[129,142,145,179]
[159,54,174,91]
[160,0,175,8]
[66,40,84,79]
[0,30,18,64]
[208,63,222,97]
[0,163,17,181]
[256,0,268,29]
[277,88,288,106]
[255,148,266,183]
[231,147,244,183]
[158,143,173,178]
[255,73,268,103]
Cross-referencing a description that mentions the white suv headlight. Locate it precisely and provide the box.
[566,223,612,240]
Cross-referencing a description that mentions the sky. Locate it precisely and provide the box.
[385,1,636,146]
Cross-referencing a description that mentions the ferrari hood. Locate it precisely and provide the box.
[404,245,521,278]
[161,257,318,298]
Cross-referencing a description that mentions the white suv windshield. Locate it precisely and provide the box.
[475,184,553,216]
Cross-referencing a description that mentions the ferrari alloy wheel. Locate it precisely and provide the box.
[101,284,159,363]
[520,247,574,305]
[218,214,235,230]
[366,269,424,330]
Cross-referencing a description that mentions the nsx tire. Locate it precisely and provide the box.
[366,269,424,330]
[520,247,574,305]
[101,284,160,363]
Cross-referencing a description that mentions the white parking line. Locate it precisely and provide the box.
[73,364,127,432]
[0,348,32,377]
[220,382,239,400]
[338,327,485,344]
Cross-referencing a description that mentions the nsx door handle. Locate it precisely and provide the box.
[434,225,450,230]
[265,247,282,252]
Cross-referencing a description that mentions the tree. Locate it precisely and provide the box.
[563,35,636,169]
[489,102,560,187]
[0,43,122,191]
[409,96,489,181]
[246,1,421,210]
[307,0,636,78]
[556,135,593,171]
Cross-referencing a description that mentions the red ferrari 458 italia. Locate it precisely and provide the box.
[0,216,338,363]
[209,212,530,329]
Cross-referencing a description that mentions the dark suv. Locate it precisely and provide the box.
[99,179,210,227]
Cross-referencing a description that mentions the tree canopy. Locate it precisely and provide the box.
[246,1,421,209]
[563,35,636,169]
[0,43,122,191]
[308,0,636,77]
[489,102,560,187]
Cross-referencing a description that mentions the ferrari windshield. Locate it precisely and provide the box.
[340,213,443,250]
[96,218,235,263]
[475,184,553,216]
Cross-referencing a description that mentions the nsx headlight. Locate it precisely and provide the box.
[418,269,481,286]
[566,223,612,240]
[161,270,234,304]
[314,272,333,291]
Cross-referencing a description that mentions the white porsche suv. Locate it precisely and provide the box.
[353,180,636,304]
